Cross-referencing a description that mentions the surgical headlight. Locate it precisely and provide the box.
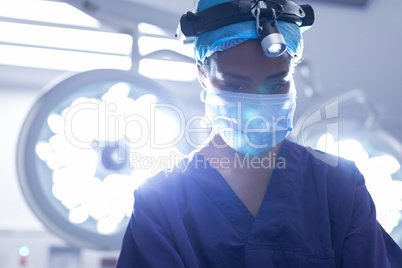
[176,0,314,58]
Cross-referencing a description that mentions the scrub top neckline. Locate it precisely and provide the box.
[189,139,298,243]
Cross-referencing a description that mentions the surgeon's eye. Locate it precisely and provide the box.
[258,82,289,94]
[221,83,247,92]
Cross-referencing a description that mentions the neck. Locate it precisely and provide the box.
[198,134,283,171]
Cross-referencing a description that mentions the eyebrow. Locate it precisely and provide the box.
[221,70,290,81]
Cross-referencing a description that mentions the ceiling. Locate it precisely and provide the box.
[307,0,370,7]
[0,0,401,244]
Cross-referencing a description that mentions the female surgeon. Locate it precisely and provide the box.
[117,0,402,267]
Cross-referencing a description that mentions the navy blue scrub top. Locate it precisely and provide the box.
[117,139,402,267]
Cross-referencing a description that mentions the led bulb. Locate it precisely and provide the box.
[19,246,30,257]
[267,43,284,55]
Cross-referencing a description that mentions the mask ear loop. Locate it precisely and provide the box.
[200,88,207,102]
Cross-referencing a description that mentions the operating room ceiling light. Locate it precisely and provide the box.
[17,69,185,249]
[138,22,169,36]
[0,0,100,28]
[0,1,132,72]
[138,59,197,82]
[0,44,132,72]
[138,36,193,58]
[137,23,196,81]
[0,21,133,55]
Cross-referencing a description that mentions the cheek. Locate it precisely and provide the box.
[205,70,223,90]
[206,58,225,89]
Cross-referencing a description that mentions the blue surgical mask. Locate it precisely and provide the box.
[202,88,296,155]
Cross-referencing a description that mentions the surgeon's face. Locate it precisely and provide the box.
[202,39,294,95]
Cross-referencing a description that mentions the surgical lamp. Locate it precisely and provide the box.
[176,0,314,57]
[16,69,184,250]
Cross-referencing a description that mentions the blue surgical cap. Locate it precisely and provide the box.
[194,0,304,63]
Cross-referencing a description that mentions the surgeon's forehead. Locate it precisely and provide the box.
[207,40,292,77]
